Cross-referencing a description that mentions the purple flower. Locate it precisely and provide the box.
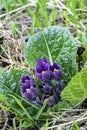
[20,58,64,108]
[57,80,64,92]
[36,58,51,81]
[39,83,53,95]
[21,75,35,88]
[50,63,62,80]
[21,75,37,101]
[22,86,37,101]
[53,90,61,104]
[37,58,50,66]
[47,96,55,107]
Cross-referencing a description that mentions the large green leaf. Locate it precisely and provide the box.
[61,68,87,104]
[25,26,78,83]
[0,68,32,95]
[0,69,38,118]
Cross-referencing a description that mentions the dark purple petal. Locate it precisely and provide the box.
[50,63,62,80]
[53,83,64,103]
[50,65,54,72]
[21,75,35,87]
[52,69,62,80]
[36,67,51,81]
[39,84,53,95]
[36,66,43,73]
[36,62,49,72]
[42,71,51,81]
[50,63,61,72]
[23,87,37,100]
[36,58,52,81]
[43,64,49,71]
[47,96,55,107]
[53,63,61,69]
[43,58,50,65]
[21,75,30,84]
[36,64,49,74]
[53,91,61,103]
[37,58,50,66]
[21,84,30,93]
[58,80,64,92]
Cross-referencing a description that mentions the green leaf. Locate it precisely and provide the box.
[25,26,78,83]
[61,68,87,104]
[82,43,87,61]
[0,68,32,95]
[21,121,33,128]
[50,8,58,25]
[0,104,10,111]
[0,68,38,108]
[74,122,80,130]
[0,68,38,120]
[36,100,47,120]
[0,93,9,106]
[45,119,49,130]
[30,15,36,35]
[8,94,34,123]
[0,94,12,112]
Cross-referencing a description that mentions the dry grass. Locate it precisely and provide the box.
[48,109,87,130]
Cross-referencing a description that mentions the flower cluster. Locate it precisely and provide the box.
[20,58,64,108]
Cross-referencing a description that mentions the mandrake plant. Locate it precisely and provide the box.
[21,58,64,108]
[0,26,87,129]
